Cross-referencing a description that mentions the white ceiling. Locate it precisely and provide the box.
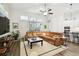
[3,3,79,16]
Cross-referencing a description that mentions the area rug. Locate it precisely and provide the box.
[20,40,67,56]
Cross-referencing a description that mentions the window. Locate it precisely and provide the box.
[29,22,41,32]
[20,16,28,21]
[20,16,42,32]
[20,16,42,22]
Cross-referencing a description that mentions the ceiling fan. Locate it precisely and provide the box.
[40,3,53,16]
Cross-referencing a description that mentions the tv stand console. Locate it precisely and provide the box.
[0,32,13,55]
[0,33,11,38]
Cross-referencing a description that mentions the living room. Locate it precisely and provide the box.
[0,2,79,56]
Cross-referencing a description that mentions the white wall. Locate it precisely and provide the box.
[6,9,48,37]
[3,3,79,37]
[2,4,28,37]
[49,10,79,32]
[6,7,77,34]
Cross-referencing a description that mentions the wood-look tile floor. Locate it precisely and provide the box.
[65,42,79,56]
[56,42,79,56]
[6,40,20,56]
[20,39,79,56]
[6,40,79,56]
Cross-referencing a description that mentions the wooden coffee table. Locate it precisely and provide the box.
[27,37,43,49]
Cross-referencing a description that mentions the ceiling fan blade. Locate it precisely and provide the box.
[40,10,44,12]
[48,9,52,11]
[40,10,46,13]
[48,12,53,14]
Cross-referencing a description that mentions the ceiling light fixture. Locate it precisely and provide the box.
[40,3,53,16]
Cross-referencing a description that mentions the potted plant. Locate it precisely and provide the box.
[12,30,19,40]
[44,25,47,29]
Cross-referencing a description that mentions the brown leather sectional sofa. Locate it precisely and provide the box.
[26,32,64,46]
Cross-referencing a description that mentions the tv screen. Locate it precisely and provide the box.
[0,16,10,35]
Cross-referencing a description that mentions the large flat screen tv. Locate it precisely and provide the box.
[0,16,10,35]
